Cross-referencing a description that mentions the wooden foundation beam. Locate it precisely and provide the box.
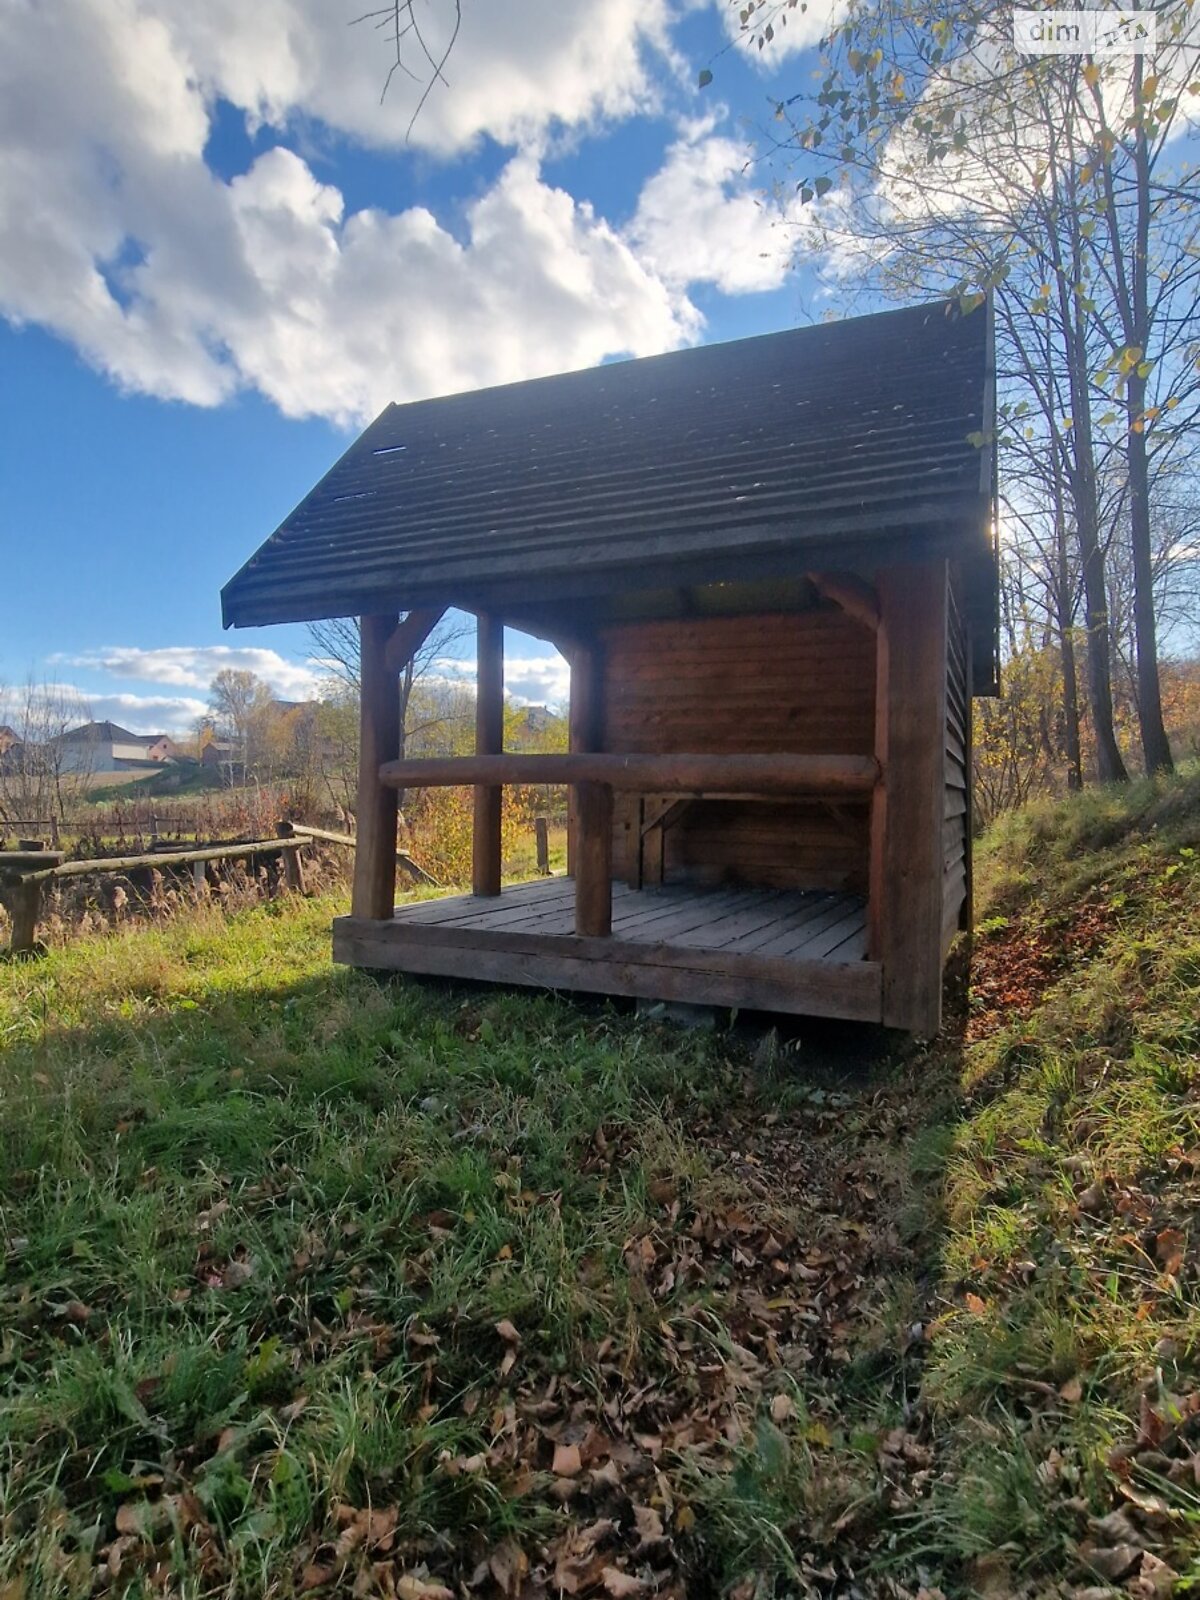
[473,613,504,897]
[352,613,402,919]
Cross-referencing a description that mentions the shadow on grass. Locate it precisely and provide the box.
[0,927,970,1596]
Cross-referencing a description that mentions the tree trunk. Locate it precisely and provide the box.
[1123,73,1173,774]
[1054,254,1128,784]
[1053,507,1084,791]
[1125,370,1174,772]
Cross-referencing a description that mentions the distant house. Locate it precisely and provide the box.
[56,721,179,775]
[508,705,563,749]
[200,738,237,769]
[0,725,22,774]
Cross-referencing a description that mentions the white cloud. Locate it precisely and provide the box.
[433,653,570,708]
[0,683,208,736]
[52,645,324,698]
[209,148,697,424]
[629,129,794,293]
[501,654,571,708]
[715,0,845,63]
[0,0,721,425]
[174,0,676,156]
[84,693,211,734]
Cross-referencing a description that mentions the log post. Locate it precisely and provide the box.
[567,642,603,877]
[352,613,402,920]
[869,562,949,1035]
[473,613,504,898]
[534,816,550,876]
[574,780,613,936]
[278,823,307,895]
[5,881,42,956]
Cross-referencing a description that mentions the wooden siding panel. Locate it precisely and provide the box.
[943,567,971,941]
[601,610,874,890]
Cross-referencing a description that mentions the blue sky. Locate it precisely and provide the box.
[0,0,840,732]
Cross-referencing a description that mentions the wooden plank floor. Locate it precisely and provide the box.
[389,876,869,963]
[334,877,882,1022]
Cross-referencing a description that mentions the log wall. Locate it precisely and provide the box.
[600,609,875,891]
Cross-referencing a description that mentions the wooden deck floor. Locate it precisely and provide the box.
[333,877,882,1021]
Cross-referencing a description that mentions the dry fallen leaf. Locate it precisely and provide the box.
[552,1442,583,1478]
[488,1538,529,1596]
[632,1502,666,1547]
[396,1576,455,1600]
[1155,1227,1186,1276]
[769,1392,796,1422]
[602,1569,650,1597]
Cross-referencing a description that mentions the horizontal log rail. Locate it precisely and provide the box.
[0,837,305,959]
[2,837,303,889]
[375,752,880,940]
[277,821,440,887]
[378,752,880,798]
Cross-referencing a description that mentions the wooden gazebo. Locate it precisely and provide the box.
[223,301,997,1035]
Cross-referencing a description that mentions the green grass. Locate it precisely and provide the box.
[2,765,1198,1596]
[906,764,1200,1595]
[0,893,939,1596]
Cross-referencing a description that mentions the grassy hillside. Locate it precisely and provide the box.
[0,768,1197,1598]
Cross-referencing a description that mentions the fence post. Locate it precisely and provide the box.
[534,816,550,876]
[5,882,43,956]
[49,815,61,848]
[277,825,307,895]
[192,860,208,897]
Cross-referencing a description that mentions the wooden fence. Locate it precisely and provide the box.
[2,813,556,957]
[0,832,305,957]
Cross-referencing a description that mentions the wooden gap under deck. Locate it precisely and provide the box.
[334,877,881,1021]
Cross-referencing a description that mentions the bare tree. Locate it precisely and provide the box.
[351,0,463,137]
[741,0,1199,779]
[307,611,471,757]
[207,668,274,784]
[0,678,94,835]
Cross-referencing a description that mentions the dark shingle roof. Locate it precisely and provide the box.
[222,300,995,631]
[63,721,141,743]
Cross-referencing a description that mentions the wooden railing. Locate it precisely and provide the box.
[376,752,880,937]
[378,753,879,796]
[0,835,305,957]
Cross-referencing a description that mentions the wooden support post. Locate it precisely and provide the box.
[567,642,603,877]
[278,823,307,895]
[625,799,644,890]
[534,816,550,876]
[870,563,949,1035]
[6,881,42,956]
[473,613,504,898]
[352,613,401,920]
[574,781,613,936]
[192,859,208,897]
